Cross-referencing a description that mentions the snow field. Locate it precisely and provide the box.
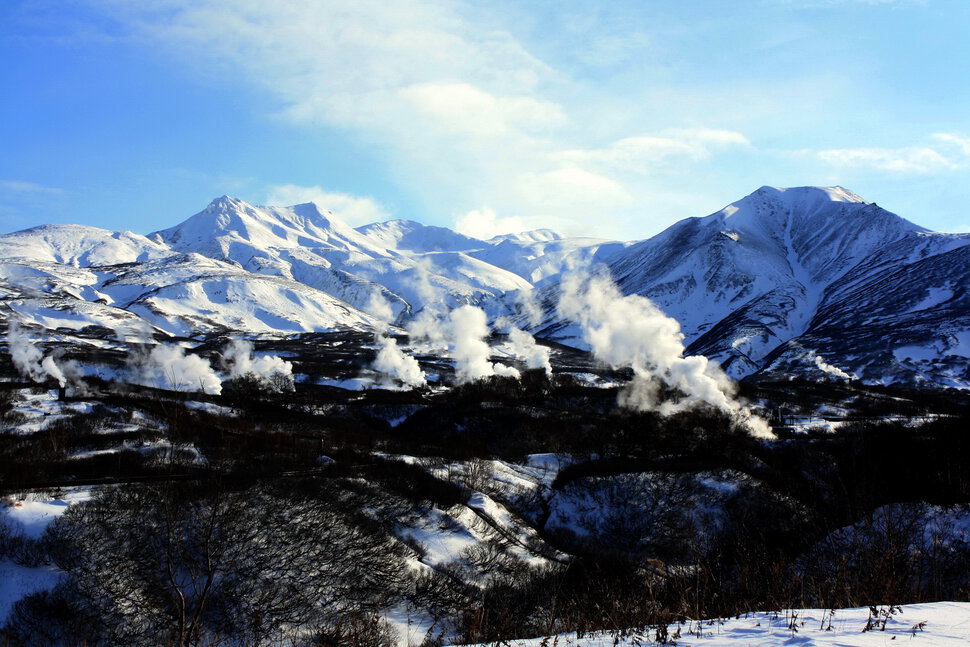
[459,602,970,646]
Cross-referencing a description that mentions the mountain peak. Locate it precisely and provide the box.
[708,186,929,276]
[356,218,485,253]
[153,194,393,260]
[749,185,868,205]
[489,229,565,244]
[287,200,333,217]
[204,195,247,212]
[200,196,336,224]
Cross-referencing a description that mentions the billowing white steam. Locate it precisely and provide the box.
[111,319,156,344]
[8,322,49,384]
[411,256,441,307]
[365,288,395,323]
[221,339,294,391]
[7,321,83,388]
[408,309,446,348]
[363,288,428,387]
[371,335,426,387]
[405,261,517,384]
[442,305,519,384]
[516,288,545,328]
[506,327,552,374]
[558,272,772,438]
[406,258,449,346]
[128,343,223,395]
[809,351,853,381]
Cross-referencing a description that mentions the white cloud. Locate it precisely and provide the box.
[0,180,62,195]
[102,0,552,130]
[516,168,633,211]
[90,1,582,221]
[454,206,527,240]
[82,1,765,239]
[559,128,751,172]
[264,184,391,226]
[816,143,965,174]
[933,133,970,157]
[399,82,565,138]
[811,132,970,175]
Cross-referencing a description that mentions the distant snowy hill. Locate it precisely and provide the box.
[0,186,967,388]
[0,224,172,267]
[355,218,484,253]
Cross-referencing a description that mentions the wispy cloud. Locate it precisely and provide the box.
[454,206,527,240]
[933,133,970,156]
[516,168,633,211]
[0,180,62,195]
[558,129,751,173]
[399,82,566,139]
[79,0,753,238]
[817,147,956,174]
[814,133,970,174]
[103,0,554,131]
[264,184,391,226]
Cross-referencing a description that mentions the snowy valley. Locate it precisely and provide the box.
[1,186,969,646]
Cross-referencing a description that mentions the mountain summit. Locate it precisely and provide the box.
[153,196,390,258]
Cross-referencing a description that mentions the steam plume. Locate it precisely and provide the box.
[411,256,441,307]
[365,288,395,323]
[405,258,449,346]
[558,272,772,438]
[516,288,545,328]
[444,305,519,384]
[221,339,294,391]
[506,328,552,374]
[404,264,520,384]
[371,335,426,388]
[809,350,853,381]
[7,320,84,389]
[128,343,223,395]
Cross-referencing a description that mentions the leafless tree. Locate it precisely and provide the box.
[25,479,408,646]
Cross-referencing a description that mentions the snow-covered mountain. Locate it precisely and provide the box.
[0,196,598,340]
[537,186,970,386]
[153,197,538,320]
[0,186,967,388]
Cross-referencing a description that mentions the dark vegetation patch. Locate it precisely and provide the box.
[2,334,970,644]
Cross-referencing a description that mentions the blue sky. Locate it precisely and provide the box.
[2,0,968,240]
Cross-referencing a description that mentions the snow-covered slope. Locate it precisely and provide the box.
[0,214,392,337]
[604,186,923,360]
[356,219,484,253]
[154,196,390,259]
[0,254,387,337]
[154,197,535,316]
[0,224,172,267]
[462,602,970,646]
[471,236,628,284]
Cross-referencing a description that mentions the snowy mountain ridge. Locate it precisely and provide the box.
[595,186,968,386]
[1,185,968,388]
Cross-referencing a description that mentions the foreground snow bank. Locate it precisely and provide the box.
[459,602,970,646]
